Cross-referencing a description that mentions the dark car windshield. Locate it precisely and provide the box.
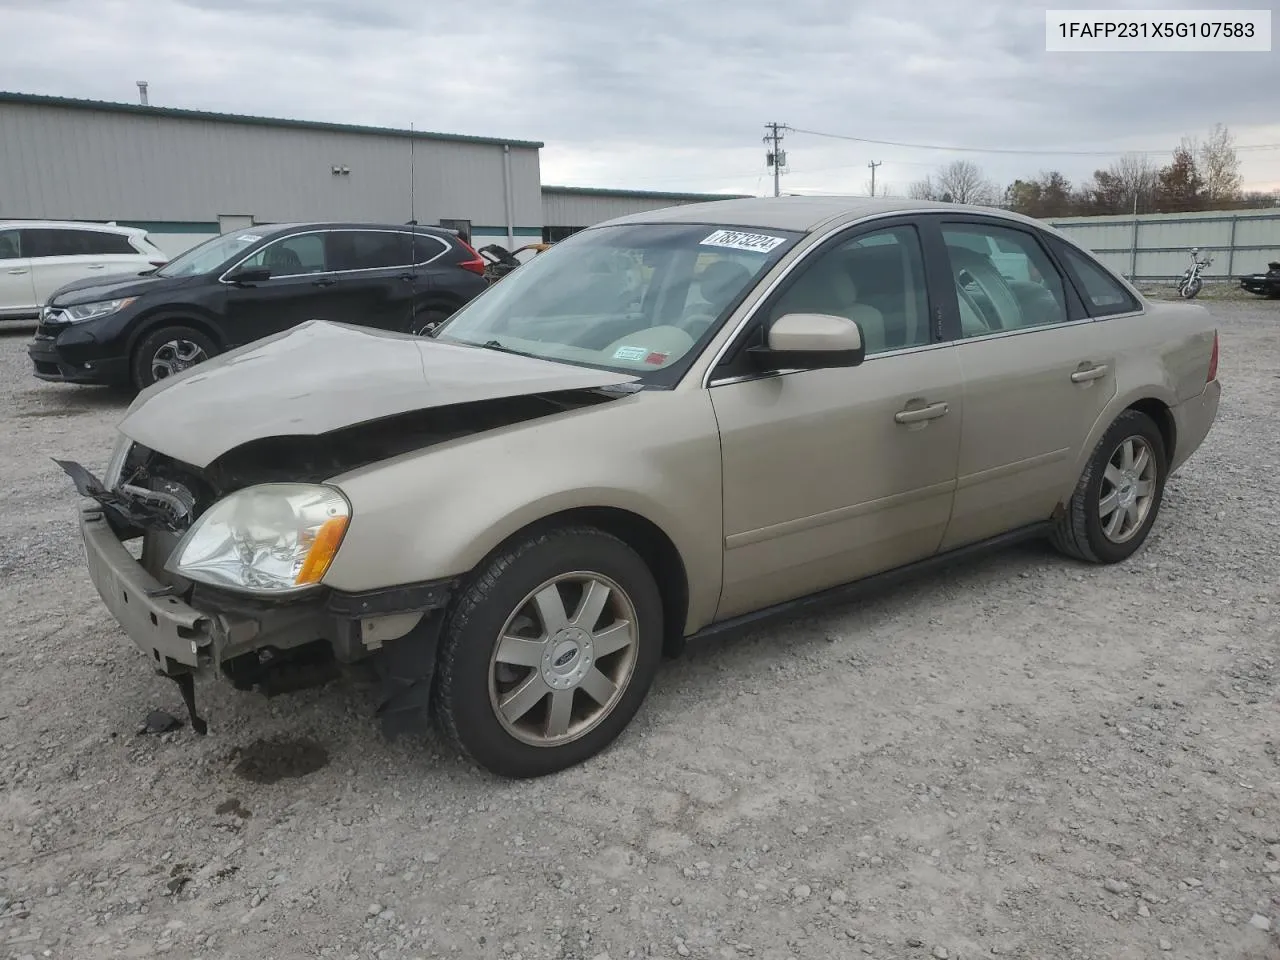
[433,222,801,383]
[155,230,272,278]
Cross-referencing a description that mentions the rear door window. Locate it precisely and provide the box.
[940,223,1071,336]
[326,231,436,271]
[23,228,136,257]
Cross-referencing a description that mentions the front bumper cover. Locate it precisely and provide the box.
[81,505,213,670]
[79,500,458,738]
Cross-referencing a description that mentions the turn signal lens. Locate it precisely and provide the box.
[295,515,349,586]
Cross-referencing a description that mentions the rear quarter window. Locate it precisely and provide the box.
[1053,241,1140,317]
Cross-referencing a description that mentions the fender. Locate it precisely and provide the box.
[323,388,726,633]
[125,305,227,354]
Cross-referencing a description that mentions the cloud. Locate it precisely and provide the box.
[0,0,1277,195]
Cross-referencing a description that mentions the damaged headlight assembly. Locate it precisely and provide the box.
[166,483,350,595]
[61,297,137,323]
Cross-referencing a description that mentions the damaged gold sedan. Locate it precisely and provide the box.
[62,198,1221,778]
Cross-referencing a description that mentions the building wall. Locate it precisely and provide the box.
[541,188,749,241]
[0,98,543,254]
[1046,207,1280,281]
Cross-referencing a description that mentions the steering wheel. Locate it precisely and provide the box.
[679,312,718,338]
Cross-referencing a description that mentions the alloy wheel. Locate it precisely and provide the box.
[151,339,208,380]
[488,571,639,747]
[1098,435,1157,544]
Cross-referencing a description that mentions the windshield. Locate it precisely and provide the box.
[156,230,271,278]
[433,223,801,383]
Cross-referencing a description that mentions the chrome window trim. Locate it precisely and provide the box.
[698,208,1153,390]
[217,228,451,284]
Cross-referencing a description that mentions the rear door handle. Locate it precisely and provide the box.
[87,264,106,270]
[1071,363,1110,383]
[894,401,950,424]
[398,273,415,282]
[312,278,337,287]
[6,268,28,275]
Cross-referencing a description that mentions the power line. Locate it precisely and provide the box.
[788,125,1280,158]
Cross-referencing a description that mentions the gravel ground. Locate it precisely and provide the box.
[1,302,1278,960]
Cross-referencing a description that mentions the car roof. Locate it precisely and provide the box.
[251,222,460,238]
[597,196,1052,235]
[0,219,147,236]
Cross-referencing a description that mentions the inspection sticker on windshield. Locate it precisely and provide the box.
[700,229,786,254]
[613,345,648,362]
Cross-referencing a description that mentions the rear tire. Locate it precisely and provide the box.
[131,325,218,391]
[1051,410,1168,564]
[433,527,663,778]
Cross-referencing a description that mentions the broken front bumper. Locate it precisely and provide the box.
[80,502,459,737]
[81,505,213,670]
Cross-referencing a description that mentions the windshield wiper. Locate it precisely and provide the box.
[475,339,542,359]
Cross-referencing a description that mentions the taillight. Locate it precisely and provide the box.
[1207,331,1219,382]
[455,239,487,276]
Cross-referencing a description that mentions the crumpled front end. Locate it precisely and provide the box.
[64,448,455,738]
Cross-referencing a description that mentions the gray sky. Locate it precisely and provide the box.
[2,0,1278,197]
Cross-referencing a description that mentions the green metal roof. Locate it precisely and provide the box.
[0,91,544,149]
[541,185,753,202]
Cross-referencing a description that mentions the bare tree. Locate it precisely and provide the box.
[933,160,998,205]
[1199,123,1243,204]
[908,175,940,200]
[1111,152,1160,210]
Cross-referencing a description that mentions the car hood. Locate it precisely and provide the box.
[50,272,195,306]
[118,320,640,468]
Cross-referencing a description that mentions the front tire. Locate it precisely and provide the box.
[433,527,663,778]
[407,308,453,337]
[1179,277,1203,299]
[131,325,218,391]
[1051,410,1168,564]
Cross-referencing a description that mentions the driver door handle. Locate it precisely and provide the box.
[894,401,949,424]
[6,268,28,275]
[1071,363,1109,383]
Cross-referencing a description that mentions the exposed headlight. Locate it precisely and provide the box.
[167,483,350,595]
[62,297,137,323]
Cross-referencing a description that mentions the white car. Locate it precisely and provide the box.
[0,221,168,321]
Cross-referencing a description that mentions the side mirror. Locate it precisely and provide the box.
[747,312,866,371]
[225,266,271,285]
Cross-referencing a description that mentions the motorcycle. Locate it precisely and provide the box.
[478,242,553,284]
[1176,247,1213,300]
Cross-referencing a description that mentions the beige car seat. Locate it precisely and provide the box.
[772,255,885,354]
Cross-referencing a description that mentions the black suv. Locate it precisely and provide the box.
[29,222,490,390]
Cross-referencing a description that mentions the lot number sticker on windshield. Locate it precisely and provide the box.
[700,229,786,254]
[613,345,648,362]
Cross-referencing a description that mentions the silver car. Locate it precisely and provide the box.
[62,197,1221,778]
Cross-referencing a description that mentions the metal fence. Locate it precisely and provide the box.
[1043,207,1280,282]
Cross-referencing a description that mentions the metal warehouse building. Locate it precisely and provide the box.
[540,186,752,242]
[0,92,546,256]
[0,92,749,256]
